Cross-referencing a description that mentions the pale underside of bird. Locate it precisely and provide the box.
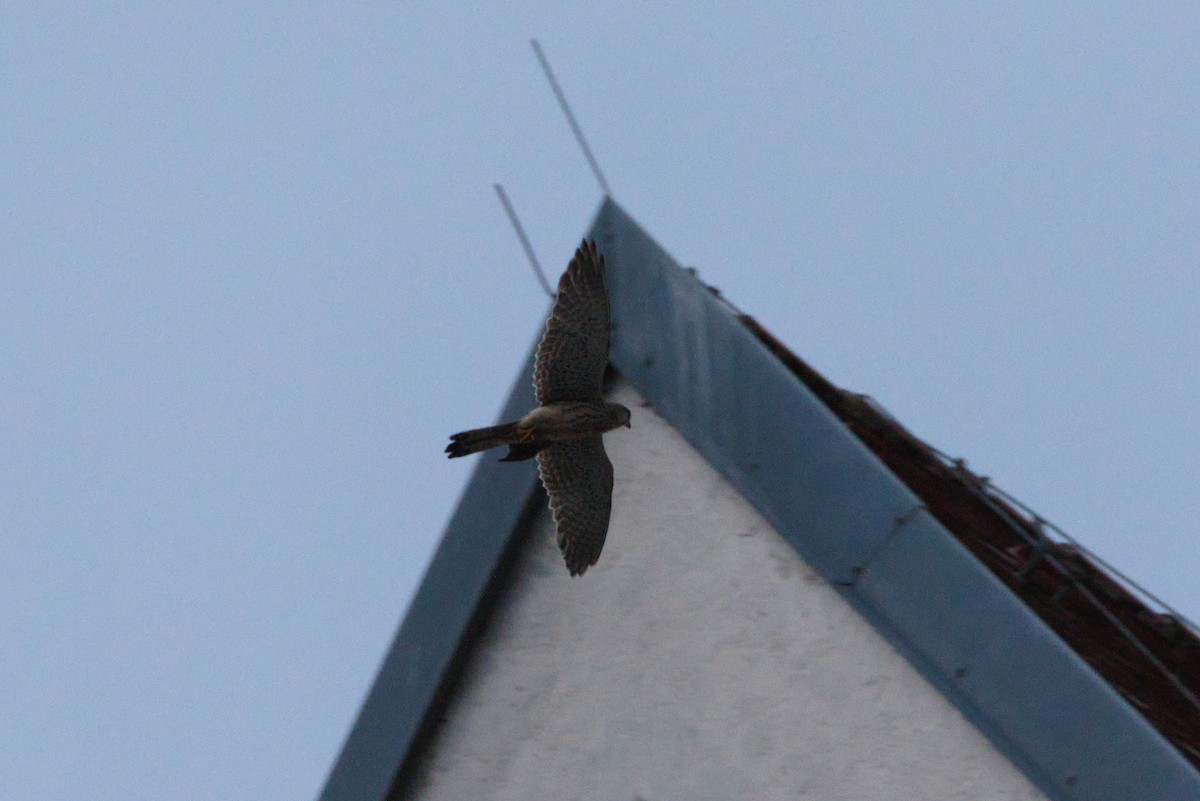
[446,240,630,576]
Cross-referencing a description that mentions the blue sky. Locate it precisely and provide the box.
[3,4,1198,799]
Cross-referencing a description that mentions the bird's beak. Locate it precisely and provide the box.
[624,421,632,429]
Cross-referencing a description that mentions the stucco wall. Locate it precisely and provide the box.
[405,383,1046,801]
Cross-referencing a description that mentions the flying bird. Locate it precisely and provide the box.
[446,240,630,576]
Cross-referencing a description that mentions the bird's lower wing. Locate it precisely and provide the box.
[536,438,614,576]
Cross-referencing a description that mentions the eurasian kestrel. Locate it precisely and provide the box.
[445,240,630,576]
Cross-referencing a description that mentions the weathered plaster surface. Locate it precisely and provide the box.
[408,383,1045,801]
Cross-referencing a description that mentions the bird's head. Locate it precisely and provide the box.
[606,402,632,430]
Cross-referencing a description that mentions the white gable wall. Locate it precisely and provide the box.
[406,382,1046,801]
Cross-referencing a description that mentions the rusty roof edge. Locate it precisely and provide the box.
[745,316,1200,643]
[734,316,1200,758]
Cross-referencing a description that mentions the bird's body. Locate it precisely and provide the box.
[445,240,629,575]
[446,401,629,460]
[518,400,629,439]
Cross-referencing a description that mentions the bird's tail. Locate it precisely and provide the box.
[445,422,524,458]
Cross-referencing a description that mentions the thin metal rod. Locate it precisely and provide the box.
[530,39,612,197]
[494,183,554,298]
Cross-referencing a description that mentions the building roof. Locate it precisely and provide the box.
[320,198,1200,801]
[742,317,1200,769]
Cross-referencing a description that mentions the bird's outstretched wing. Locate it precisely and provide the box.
[534,240,610,404]
[536,437,613,576]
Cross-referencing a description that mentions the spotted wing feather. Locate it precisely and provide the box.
[534,240,610,404]
[536,437,613,576]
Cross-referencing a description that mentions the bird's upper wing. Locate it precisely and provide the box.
[536,437,613,576]
[534,240,610,404]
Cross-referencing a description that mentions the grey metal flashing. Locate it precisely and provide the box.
[597,215,919,586]
[319,353,542,801]
[856,512,1200,799]
[591,199,1200,800]
[321,198,1200,801]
